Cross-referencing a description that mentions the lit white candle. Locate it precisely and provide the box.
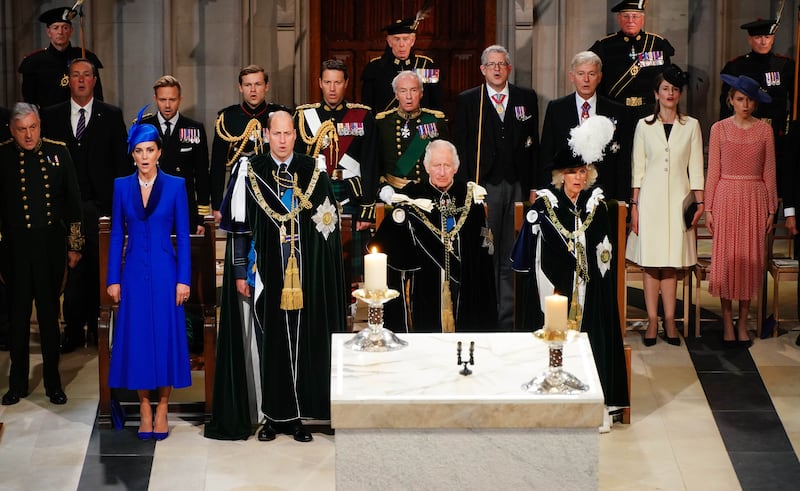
[544,294,568,332]
[364,247,387,291]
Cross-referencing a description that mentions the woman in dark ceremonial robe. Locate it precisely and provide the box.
[511,116,629,432]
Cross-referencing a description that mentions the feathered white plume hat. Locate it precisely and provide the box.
[554,115,616,169]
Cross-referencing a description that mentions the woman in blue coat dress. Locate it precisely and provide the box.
[107,110,191,440]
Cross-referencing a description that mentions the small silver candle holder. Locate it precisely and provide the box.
[344,288,407,352]
[522,328,588,394]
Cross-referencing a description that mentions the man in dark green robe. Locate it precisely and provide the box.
[205,111,346,442]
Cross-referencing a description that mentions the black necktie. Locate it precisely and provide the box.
[164,121,171,138]
[278,163,291,197]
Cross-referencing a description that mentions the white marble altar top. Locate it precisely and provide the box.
[330,332,605,429]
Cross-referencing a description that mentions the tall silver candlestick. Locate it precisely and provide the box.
[344,288,407,352]
[522,328,588,394]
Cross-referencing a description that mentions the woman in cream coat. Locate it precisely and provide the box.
[626,65,705,346]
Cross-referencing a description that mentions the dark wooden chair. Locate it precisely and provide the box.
[97,216,218,426]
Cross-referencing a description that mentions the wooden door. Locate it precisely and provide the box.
[309,0,496,119]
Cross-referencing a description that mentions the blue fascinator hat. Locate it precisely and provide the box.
[127,105,161,153]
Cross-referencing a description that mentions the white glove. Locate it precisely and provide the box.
[379,185,394,204]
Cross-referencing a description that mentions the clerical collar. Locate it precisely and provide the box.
[397,108,421,119]
[323,102,345,112]
[240,101,268,118]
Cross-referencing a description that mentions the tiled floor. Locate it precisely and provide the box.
[1,284,800,490]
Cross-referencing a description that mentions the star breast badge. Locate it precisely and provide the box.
[312,197,338,240]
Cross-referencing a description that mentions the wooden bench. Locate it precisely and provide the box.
[97,216,218,426]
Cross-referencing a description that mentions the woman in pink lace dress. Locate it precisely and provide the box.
[706,75,778,347]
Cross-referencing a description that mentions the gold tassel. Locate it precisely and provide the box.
[280,255,303,310]
[441,279,455,333]
[280,182,303,311]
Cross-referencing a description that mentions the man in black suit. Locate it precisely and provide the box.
[454,44,539,330]
[41,58,130,353]
[141,75,211,234]
[539,51,631,201]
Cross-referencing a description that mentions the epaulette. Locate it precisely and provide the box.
[643,31,665,40]
[421,108,446,119]
[346,102,372,111]
[131,112,154,124]
[0,138,13,147]
[296,102,321,111]
[599,32,617,41]
[375,108,399,120]
[369,55,382,62]
[42,137,67,147]
[416,54,434,63]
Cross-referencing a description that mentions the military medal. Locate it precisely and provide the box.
[401,120,411,139]
[766,71,781,86]
[629,46,637,60]
[631,64,640,76]
[60,74,69,87]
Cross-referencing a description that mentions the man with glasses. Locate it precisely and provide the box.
[454,44,539,330]
[589,0,674,117]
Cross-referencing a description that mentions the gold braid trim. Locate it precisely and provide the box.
[246,163,321,222]
[246,163,322,311]
[297,114,339,163]
[407,185,474,241]
[68,222,85,251]
[215,113,264,168]
[542,195,598,331]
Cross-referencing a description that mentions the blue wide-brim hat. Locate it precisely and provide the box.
[721,74,772,104]
[127,105,160,153]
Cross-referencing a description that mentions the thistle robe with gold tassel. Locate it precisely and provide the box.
[368,180,497,333]
[510,186,629,408]
[205,151,346,440]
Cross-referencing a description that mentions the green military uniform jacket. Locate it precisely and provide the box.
[375,107,448,191]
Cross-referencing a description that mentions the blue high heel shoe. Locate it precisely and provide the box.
[137,430,153,440]
[153,430,169,441]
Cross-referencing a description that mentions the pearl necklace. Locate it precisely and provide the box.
[138,175,156,188]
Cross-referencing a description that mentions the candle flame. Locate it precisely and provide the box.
[371,247,377,254]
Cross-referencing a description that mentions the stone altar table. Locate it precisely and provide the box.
[330,332,605,490]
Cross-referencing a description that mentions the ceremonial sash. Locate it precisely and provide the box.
[394,112,439,177]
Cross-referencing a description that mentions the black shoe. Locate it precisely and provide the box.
[257,422,276,442]
[46,389,68,405]
[642,332,657,347]
[795,332,800,346]
[2,389,25,405]
[722,339,738,349]
[291,422,313,443]
[738,339,753,349]
[663,334,681,347]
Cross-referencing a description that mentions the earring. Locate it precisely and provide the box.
[561,177,565,184]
